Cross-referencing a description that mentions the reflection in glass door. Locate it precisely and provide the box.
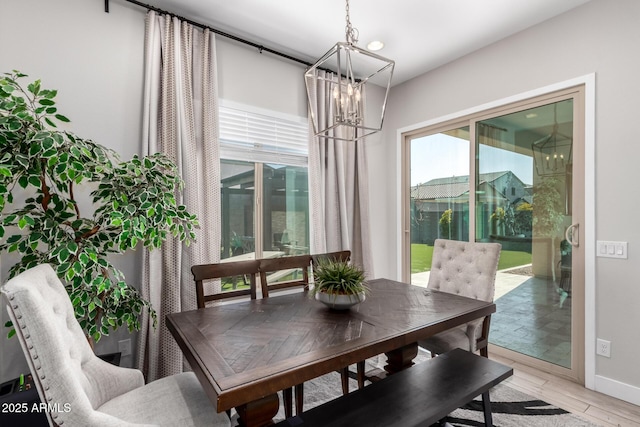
[476,99,575,370]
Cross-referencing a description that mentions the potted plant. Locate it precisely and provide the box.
[0,71,198,343]
[532,177,565,281]
[439,208,452,239]
[311,258,368,310]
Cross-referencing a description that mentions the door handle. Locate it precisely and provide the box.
[565,223,579,247]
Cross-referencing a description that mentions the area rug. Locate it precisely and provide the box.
[441,383,600,426]
[261,353,602,427]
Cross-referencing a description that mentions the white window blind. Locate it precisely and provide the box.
[219,106,308,167]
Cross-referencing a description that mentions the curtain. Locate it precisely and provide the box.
[308,70,373,277]
[137,11,220,381]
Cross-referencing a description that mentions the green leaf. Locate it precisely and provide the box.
[72,261,82,275]
[29,143,41,156]
[42,89,57,99]
[27,80,41,95]
[55,114,70,123]
[38,98,55,106]
[17,175,28,189]
[58,248,70,262]
[28,175,40,187]
[78,252,90,265]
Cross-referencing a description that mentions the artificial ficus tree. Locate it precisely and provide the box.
[0,71,199,342]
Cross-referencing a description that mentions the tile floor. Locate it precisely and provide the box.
[412,267,572,368]
[490,271,572,368]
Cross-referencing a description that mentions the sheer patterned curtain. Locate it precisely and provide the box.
[137,11,220,381]
[308,70,373,276]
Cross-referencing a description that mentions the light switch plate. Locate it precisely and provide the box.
[596,241,627,259]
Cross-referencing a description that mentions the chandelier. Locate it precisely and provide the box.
[532,103,573,177]
[305,0,394,141]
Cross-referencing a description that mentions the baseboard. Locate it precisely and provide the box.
[595,374,640,406]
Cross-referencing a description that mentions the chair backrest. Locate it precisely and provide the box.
[427,239,501,303]
[310,250,351,266]
[191,259,260,308]
[258,254,312,298]
[1,264,145,426]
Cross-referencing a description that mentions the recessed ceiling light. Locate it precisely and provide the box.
[525,113,538,119]
[367,40,385,51]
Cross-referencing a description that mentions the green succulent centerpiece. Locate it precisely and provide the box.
[0,71,198,342]
[311,258,367,310]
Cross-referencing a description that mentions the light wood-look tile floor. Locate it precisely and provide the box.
[490,353,640,427]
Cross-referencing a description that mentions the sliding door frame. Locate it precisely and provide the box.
[397,74,595,387]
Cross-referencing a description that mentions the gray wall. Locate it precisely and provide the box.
[2,0,638,407]
[380,0,640,404]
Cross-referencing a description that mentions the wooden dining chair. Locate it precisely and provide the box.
[191,259,260,308]
[192,259,303,418]
[256,254,313,417]
[310,250,351,265]
[258,254,313,297]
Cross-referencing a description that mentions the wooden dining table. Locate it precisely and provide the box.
[166,278,496,427]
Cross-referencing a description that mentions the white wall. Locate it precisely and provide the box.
[375,0,640,404]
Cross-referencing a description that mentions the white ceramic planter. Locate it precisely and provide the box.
[315,291,366,310]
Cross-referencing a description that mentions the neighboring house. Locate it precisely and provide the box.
[411,171,529,244]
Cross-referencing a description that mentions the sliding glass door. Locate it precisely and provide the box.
[403,88,584,383]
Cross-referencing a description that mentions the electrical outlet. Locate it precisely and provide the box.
[597,338,611,357]
[118,339,132,357]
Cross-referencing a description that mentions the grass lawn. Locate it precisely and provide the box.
[411,243,531,274]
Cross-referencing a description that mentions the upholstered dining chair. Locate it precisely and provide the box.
[418,239,501,358]
[1,264,230,427]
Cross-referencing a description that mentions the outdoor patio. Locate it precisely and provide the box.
[412,266,572,368]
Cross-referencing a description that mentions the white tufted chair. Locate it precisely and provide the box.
[1,264,231,427]
[418,239,501,358]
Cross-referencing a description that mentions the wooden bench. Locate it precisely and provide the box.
[273,348,513,427]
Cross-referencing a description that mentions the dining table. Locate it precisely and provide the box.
[166,277,496,427]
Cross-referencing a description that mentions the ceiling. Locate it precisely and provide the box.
[139,0,591,86]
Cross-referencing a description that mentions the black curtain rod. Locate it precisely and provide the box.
[105,0,314,69]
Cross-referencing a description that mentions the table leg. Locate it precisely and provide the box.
[236,393,279,427]
[384,342,419,375]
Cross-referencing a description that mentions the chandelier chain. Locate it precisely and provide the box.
[344,0,359,45]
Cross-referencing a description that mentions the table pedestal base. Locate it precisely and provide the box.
[236,393,279,427]
[384,343,419,375]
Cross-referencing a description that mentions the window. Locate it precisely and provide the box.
[219,104,309,262]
